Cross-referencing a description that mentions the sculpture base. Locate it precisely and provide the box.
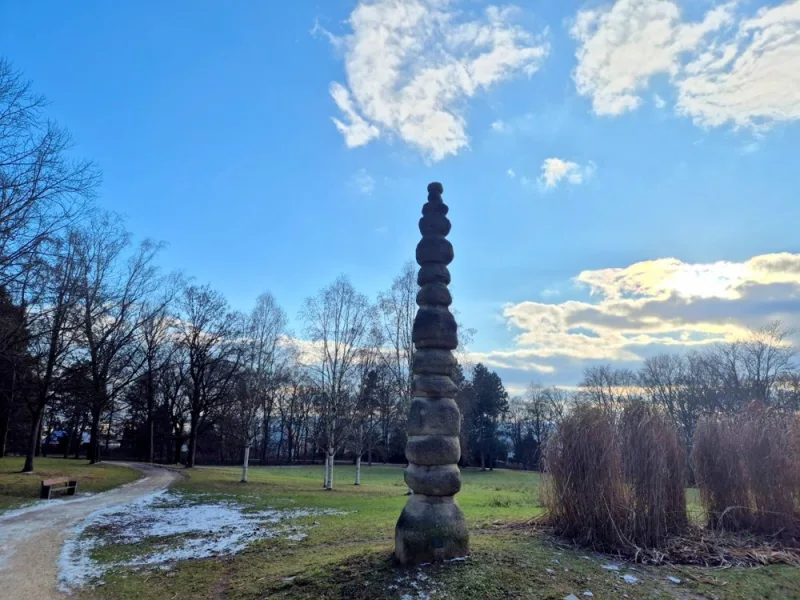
[394,494,469,565]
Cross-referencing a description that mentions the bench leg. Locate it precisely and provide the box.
[40,484,51,500]
[67,481,78,496]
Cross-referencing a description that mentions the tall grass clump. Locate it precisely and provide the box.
[542,402,687,552]
[693,405,800,536]
[619,402,687,547]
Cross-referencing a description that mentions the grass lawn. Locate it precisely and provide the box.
[72,464,800,600]
[0,456,141,513]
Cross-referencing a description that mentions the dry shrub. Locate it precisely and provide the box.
[691,417,751,530]
[542,404,626,549]
[694,405,800,537]
[542,402,687,552]
[619,402,687,547]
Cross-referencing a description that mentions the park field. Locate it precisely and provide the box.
[62,463,800,600]
[0,457,141,513]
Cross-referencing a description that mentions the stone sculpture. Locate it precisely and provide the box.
[394,182,469,564]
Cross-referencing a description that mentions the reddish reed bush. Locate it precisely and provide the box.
[543,402,687,551]
[542,405,627,549]
[693,405,800,536]
[619,402,687,547]
[691,417,751,530]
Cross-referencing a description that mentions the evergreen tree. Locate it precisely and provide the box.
[471,363,508,470]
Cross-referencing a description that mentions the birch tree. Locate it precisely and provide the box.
[300,276,374,490]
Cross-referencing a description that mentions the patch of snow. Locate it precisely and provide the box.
[601,564,620,571]
[57,490,343,593]
[622,574,639,584]
[444,555,468,562]
[667,576,681,584]
[564,595,580,600]
[546,568,555,575]
[583,592,594,597]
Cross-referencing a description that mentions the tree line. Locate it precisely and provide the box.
[0,58,519,487]
[504,321,800,472]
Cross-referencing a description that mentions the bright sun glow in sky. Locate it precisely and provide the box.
[3,0,800,393]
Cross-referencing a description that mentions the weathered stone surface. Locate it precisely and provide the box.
[413,306,457,349]
[405,464,461,496]
[416,236,454,266]
[416,282,452,306]
[428,181,444,195]
[413,374,458,398]
[396,181,468,565]
[407,397,460,436]
[406,434,460,465]
[422,201,449,216]
[412,349,456,376]
[419,214,451,237]
[418,264,451,286]
[395,495,468,565]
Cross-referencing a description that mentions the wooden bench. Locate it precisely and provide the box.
[40,476,78,499]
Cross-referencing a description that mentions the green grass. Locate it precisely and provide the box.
[71,464,800,600]
[0,456,141,512]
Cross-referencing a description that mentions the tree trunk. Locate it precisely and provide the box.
[188,429,197,468]
[74,419,87,459]
[34,415,44,457]
[22,407,43,472]
[88,409,101,464]
[326,445,334,490]
[323,452,330,488]
[173,435,183,464]
[241,445,250,483]
[0,409,10,458]
[355,454,361,485]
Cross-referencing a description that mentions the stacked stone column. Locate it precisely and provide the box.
[394,182,469,565]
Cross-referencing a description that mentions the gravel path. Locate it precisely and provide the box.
[0,463,179,599]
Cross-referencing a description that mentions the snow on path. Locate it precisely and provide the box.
[0,463,178,600]
[58,490,344,593]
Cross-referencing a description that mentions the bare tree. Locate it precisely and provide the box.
[579,364,641,413]
[300,275,374,490]
[0,59,97,286]
[176,283,242,468]
[140,281,179,463]
[73,212,166,463]
[21,233,81,472]
[377,262,416,413]
[246,292,290,464]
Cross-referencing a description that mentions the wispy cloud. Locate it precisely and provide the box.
[571,0,800,132]
[349,168,375,195]
[507,168,516,178]
[491,120,509,133]
[323,1,549,161]
[538,158,596,189]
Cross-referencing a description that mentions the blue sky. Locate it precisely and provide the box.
[3,0,800,393]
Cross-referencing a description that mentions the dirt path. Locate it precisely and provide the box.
[0,463,179,600]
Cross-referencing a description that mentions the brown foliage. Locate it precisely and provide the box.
[542,402,687,552]
[692,405,800,537]
[619,402,687,546]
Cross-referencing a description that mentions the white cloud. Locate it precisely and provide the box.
[349,168,375,195]
[501,253,800,363]
[324,1,549,161]
[491,120,509,133]
[654,93,666,109]
[507,168,516,178]
[571,0,800,132]
[538,158,596,189]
